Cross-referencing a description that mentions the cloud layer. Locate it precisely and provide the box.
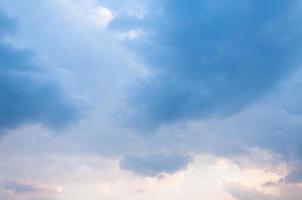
[1,1,302,200]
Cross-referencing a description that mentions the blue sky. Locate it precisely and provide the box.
[0,1,302,200]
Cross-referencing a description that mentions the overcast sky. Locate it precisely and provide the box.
[1,1,302,200]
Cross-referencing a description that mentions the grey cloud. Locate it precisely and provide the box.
[5,181,38,193]
[120,153,191,177]
[227,183,273,200]
[0,10,78,132]
[284,167,302,184]
[2,180,59,200]
[226,183,302,200]
[111,0,302,129]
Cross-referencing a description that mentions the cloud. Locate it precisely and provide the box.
[0,0,137,130]
[56,0,114,28]
[0,11,15,36]
[4,180,59,195]
[1,180,60,200]
[0,10,78,131]
[0,1,302,199]
[111,0,302,129]
[284,166,302,183]
[226,183,302,200]
[120,153,191,176]
[226,183,273,200]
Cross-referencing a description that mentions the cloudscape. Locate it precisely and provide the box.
[1,1,302,200]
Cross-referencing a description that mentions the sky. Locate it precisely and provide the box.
[0,0,302,200]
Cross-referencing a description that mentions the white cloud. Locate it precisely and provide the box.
[88,6,114,27]
[55,0,114,29]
